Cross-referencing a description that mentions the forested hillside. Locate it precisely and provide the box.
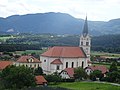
[1,34,120,53]
[0,12,120,36]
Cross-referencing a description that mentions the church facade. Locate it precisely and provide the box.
[40,17,91,74]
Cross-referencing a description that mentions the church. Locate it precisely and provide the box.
[40,17,91,74]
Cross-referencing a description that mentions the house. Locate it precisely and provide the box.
[14,55,41,68]
[0,61,13,71]
[40,16,91,74]
[35,75,47,85]
[85,65,109,76]
[60,68,74,79]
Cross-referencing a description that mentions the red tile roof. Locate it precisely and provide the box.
[0,61,13,70]
[41,46,86,58]
[35,75,47,85]
[64,68,74,78]
[51,59,63,64]
[86,65,109,74]
[17,56,41,63]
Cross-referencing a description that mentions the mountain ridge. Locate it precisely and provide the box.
[0,12,120,36]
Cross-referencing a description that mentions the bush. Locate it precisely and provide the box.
[1,65,35,89]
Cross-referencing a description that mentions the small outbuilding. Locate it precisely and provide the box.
[0,61,13,71]
[60,68,74,79]
[35,75,47,86]
[85,65,109,77]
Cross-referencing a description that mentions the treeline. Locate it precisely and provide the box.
[92,34,120,53]
[1,34,120,53]
[0,44,42,52]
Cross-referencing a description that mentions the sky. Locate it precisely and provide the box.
[0,0,120,21]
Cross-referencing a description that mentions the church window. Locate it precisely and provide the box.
[66,62,68,68]
[56,65,60,70]
[81,42,83,45]
[38,64,39,67]
[44,60,46,62]
[82,61,84,68]
[71,62,74,68]
[34,64,36,68]
[86,42,89,46]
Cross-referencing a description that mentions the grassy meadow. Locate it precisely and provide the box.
[52,82,120,90]
[15,49,47,55]
[91,51,120,57]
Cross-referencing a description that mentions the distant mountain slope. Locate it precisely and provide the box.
[0,12,120,35]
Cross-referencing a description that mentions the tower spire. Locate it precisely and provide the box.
[82,16,88,37]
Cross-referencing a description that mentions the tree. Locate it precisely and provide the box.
[109,62,118,72]
[34,67,43,75]
[106,71,120,83]
[1,65,35,89]
[45,72,62,84]
[106,62,120,83]
[90,70,103,81]
[74,67,87,80]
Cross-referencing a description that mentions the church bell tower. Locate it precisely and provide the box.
[79,16,91,61]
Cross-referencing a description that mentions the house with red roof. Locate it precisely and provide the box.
[40,17,91,74]
[0,61,13,71]
[35,75,47,85]
[85,65,109,76]
[14,55,41,68]
[60,68,74,79]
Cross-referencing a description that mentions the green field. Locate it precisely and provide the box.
[52,82,120,90]
[15,49,47,55]
[93,63,120,69]
[91,51,120,57]
[0,36,15,42]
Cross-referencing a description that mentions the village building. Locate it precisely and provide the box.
[35,75,47,85]
[40,17,91,74]
[0,61,13,71]
[60,68,74,79]
[85,65,109,77]
[14,55,41,68]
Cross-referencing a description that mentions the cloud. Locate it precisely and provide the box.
[0,0,120,21]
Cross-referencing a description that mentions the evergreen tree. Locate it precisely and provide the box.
[74,67,87,80]
[109,62,118,72]
[1,65,35,89]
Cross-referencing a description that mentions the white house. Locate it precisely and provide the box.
[60,68,74,79]
[85,65,109,77]
[14,55,41,68]
[40,17,91,74]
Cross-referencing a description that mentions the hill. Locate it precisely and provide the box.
[0,34,120,53]
[0,12,120,36]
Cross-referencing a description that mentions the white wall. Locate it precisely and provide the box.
[60,71,70,79]
[14,62,41,68]
[85,68,92,75]
[40,56,88,74]
[79,35,91,59]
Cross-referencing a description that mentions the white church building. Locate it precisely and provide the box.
[40,17,91,74]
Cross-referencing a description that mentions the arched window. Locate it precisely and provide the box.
[81,42,83,45]
[71,62,74,68]
[82,61,84,68]
[66,62,68,68]
[56,65,60,70]
[86,42,89,46]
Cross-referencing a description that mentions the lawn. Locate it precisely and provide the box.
[15,49,47,55]
[91,51,120,57]
[93,63,120,70]
[0,36,16,42]
[52,82,120,90]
